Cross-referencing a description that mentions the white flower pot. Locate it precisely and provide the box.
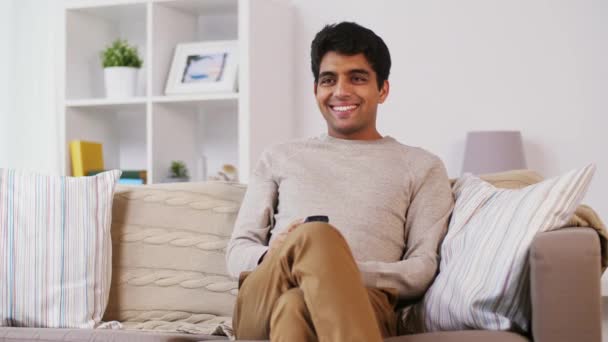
[104,67,138,98]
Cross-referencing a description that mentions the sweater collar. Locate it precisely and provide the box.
[320,133,395,146]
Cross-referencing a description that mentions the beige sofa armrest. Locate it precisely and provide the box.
[530,227,602,342]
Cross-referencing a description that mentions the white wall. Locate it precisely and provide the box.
[0,0,62,175]
[0,1,15,166]
[291,0,608,221]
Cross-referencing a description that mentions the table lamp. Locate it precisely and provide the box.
[462,131,526,175]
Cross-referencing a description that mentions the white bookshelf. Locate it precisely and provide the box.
[61,0,294,183]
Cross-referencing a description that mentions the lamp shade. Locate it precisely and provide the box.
[462,131,526,175]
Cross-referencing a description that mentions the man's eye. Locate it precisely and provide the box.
[352,76,367,83]
[320,78,335,85]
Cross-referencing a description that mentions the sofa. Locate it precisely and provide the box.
[0,181,603,342]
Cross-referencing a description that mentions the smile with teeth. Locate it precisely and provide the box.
[331,104,359,112]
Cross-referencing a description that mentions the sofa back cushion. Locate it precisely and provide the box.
[103,181,246,332]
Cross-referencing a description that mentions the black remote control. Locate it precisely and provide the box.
[304,215,329,223]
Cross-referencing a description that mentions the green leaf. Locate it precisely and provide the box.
[100,38,143,68]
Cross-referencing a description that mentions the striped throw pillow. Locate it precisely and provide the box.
[0,169,121,328]
[418,164,595,333]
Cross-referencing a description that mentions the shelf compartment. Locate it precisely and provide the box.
[151,0,238,97]
[65,107,148,177]
[151,101,238,183]
[66,3,148,100]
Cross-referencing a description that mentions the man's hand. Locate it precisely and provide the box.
[263,218,305,262]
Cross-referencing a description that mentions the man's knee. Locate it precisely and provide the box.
[278,222,356,272]
[288,222,345,245]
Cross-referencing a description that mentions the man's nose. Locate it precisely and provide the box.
[333,79,352,97]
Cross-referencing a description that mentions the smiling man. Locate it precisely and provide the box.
[315,50,388,140]
[226,22,454,341]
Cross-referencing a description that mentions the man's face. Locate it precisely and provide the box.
[314,52,389,140]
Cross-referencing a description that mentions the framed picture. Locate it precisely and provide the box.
[165,40,238,95]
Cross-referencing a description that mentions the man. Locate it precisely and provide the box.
[226,22,454,341]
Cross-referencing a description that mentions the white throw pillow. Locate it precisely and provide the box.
[0,169,121,328]
[418,164,595,333]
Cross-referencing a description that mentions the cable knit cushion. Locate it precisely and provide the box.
[0,169,121,328]
[414,164,595,333]
[103,182,246,333]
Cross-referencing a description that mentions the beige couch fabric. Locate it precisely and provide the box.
[530,228,602,342]
[103,182,246,334]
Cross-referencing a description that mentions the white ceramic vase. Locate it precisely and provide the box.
[104,67,138,98]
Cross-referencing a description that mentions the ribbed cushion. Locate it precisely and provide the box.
[103,182,246,333]
[415,164,595,333]
[0,169,121,328]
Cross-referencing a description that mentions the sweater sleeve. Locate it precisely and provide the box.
[357,156,454,300]
[225,149,278,278]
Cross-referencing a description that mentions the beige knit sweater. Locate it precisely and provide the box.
[226,134,455,300]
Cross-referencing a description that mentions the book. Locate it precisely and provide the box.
[119,170,147,181]
[69,141,104,177]
[118,178,144,185]
[87,169,147,184]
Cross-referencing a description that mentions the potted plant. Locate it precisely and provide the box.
[100,39,143,98]
[167,160,190,182]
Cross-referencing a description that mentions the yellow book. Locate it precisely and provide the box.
[69,140,104,177]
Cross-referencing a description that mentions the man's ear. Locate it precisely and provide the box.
[378,80,389,104]
[313,81,318,95]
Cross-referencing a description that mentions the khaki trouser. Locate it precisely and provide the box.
[233,222,398,341]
